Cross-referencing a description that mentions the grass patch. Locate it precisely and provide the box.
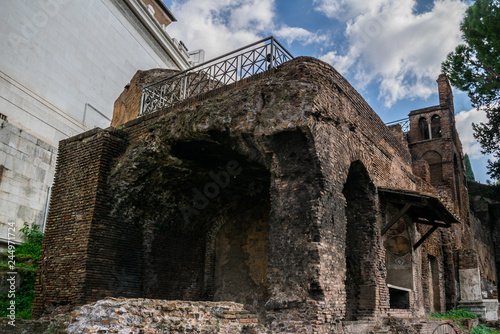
[429,309,500,334]
[428,308,479,320]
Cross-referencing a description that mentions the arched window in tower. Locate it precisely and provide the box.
[422,151,443,186]
[431,115,442,138]
[419,117,430,140]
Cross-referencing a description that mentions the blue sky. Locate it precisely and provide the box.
[163,0,493,183]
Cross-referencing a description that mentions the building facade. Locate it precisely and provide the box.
[32,56,500,332]
[0,0,199,245]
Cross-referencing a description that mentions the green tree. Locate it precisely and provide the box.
[464,154,476,181]
[442,0,500,180]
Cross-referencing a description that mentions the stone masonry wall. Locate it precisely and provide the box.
[0,119,56,245]
[111,68,178,127]
[296,58,421,325]
[34,57,485,332]
[2,297,469,333]
[33,128,128,317]
[64,298,265,334]
[468,181,500,300]
[108,57,425,330]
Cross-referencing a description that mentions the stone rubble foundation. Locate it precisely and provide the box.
[0,297,475,333]
[64,298,267,333]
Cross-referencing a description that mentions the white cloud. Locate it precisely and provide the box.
[313,0,390,20]
[455,107,489,159]
[167,0,268,59]
[319,50,353,74]
[167,0,326,60]
[274,27,329,45]
[166,0,467,108]
[313,0,346,19]
[316,0,468,107]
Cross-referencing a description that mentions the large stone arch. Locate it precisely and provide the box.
[105,127,323,320]
[107,131,270,309]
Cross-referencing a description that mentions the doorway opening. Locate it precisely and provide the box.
[343,161,378,320]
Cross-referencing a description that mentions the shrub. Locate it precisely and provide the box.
[471,324,500,334]
[428,308,479,320]
[0,223,44,319]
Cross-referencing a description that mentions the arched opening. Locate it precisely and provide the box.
[419,117,430,140]
[343,161,378,320]
[428,255,441,313]
[164,138,271,315]
[384,204,413,310]
[212,204,270,315]
[109,131,271,317]
[422,151,443,186]
[431,115,442,138]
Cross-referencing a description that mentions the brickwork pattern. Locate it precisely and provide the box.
[33,128,128,317]
[0,299,470,333]
[111,68,178,127]
[407,75,468,222]
[33,57,497,332]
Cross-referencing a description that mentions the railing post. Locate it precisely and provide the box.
[236,54,240,83]
[139,88,145,116]
[270,37,275,70]
[209,66,213,90]
[182,75,187,101]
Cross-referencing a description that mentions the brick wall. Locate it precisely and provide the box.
[33,57,495,332]
[407,77,468,222]
[32,128,127,317]
[111,68,178,127]
[468,181,500,300]
[459,249,479,269]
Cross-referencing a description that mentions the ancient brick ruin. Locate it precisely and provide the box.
[33,57,500,332]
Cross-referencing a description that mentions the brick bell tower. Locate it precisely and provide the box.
[407,75,468,220]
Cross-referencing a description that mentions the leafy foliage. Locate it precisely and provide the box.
[442,0,500,180]
[0,223,44,320]
[442,0,500,107]
[429,309,500,333]
[474,107,500,180]
[428,308,479,320]
[16,223,43,261]
[471,324,500,334]
[465,154,476,181]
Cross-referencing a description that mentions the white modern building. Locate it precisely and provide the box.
[0,0,200,246]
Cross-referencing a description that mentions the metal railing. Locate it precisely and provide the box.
[386,118,410,132]
[139,36,293,116]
